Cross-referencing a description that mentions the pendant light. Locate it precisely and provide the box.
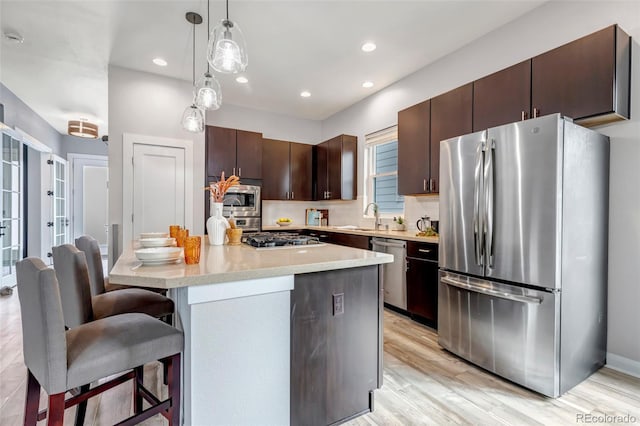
[195,0,222,110]
[207,0,248,74]
[182,12,205,133]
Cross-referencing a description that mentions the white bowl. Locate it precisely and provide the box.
[276,221,292,226]
[140,232,169,239]
[134,247,182,261]
[139,237,175,248]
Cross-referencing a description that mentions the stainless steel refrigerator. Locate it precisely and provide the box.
[438,114,609,397]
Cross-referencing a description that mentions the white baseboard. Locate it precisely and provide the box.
[606,352,640,378]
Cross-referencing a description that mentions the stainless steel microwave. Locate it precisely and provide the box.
[210,184,261,218]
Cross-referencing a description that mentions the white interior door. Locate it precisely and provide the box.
[1,132,23,287]
[132,144,185,237]
[70,155,108,252]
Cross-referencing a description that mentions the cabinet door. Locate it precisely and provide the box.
[290,142,313,201]
[261,139,290,200]
[327,136,343,199]
[398,100,430,195]
[532,25,625,122]
[206,126,236,177]
[339,135,357,201]
[315,141,329,200]
[406,258,439,327]
[473,60,531,131]
[236,130,262,179]
[430,84,472,193]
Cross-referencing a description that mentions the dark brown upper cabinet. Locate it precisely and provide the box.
[430,83,473,194]
[398,100,431,195]
[473,60,532,131]
[262,139,313,201]
[532,24,630,126]
[206,126,262,179]
[315,134,357,200]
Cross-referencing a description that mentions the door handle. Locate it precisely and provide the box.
[441,275,542,304]
[473,141,484,266]
[484,139,495,268]
[47,222,54,227]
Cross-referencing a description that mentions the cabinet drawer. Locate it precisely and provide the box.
[407,241,438,261]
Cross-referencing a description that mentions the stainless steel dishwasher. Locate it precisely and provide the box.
[371,238,407,310]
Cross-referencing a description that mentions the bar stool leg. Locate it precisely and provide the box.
[24,370,40,426]
[133,366,144,413]
[167,354,181,426]
[74,384,90,426]
[47,393,65,426]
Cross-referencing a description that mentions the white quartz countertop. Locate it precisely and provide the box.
[109,238,393,289]
[263,225,439,244]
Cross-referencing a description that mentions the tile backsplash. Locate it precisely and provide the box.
[262,195,439,231]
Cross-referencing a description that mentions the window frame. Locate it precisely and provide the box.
[363,126,404,218]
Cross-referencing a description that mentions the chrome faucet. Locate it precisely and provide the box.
[364,202,382,230]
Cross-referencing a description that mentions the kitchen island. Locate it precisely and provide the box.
[110,241,392,426]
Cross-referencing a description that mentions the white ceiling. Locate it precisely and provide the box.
[0,0,545,136]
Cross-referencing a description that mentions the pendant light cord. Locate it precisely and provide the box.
[226,0,229,21]
[207,0,211,73]
[192,21,196,86]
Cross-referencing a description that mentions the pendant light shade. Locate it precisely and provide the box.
[182,104,205,133]
[182,12,205,133]
[208,18,248,74]
[196,1,222,110]
[195,72,222,110]
[68,120,98,139]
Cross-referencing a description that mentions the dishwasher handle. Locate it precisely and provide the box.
[371,239,406,249]
[441,276,542,305]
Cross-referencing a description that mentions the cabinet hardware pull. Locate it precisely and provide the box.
[238,167,241,176]
[291,191,294,199]
[521,111,526,121]
[533,107,539,118]
[418,249,431,253]
[423,179,427,191]
[232,167,236,176]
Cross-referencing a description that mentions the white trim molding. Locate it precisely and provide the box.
[606,352,640,378]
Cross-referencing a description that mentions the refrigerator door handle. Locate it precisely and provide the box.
[441,276,542,305]
[473,142,484,266]
[484,139,495,268]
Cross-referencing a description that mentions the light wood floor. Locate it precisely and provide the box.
[2,290,639,425]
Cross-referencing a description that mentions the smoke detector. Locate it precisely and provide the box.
[3,31,24,44]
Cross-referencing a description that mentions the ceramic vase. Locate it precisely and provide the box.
[207,202,229,245]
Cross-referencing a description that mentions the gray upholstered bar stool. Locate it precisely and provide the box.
[75,235,164,294]
[16,257,183,426]
[53,244,174,324]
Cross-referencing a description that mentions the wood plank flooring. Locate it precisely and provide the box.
[1,289,639,425]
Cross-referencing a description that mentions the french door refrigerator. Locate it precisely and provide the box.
[438,113,609,397]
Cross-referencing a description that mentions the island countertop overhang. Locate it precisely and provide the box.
[109,241,393,289]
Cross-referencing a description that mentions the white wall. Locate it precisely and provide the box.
[206,104,322,144]
[108,66,205,263]
[320,1,640,373]
[60,134,108,159]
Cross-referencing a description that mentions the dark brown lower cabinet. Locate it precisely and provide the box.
[406,242,439,328]
[304,230,370,250]
[291,266,381,426]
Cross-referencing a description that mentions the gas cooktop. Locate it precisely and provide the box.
[244,232,324,249]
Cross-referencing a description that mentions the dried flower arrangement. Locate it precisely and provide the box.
[206,172,240,203]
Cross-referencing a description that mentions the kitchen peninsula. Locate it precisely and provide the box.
[109,240,392,425]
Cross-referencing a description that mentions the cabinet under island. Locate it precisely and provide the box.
[109,240,392,425]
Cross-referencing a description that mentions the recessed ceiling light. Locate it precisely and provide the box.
[362,81,374,88]
[361,42,376,53]
[152,58,168,67]
[236,76,249,84]
[300,91,311,98]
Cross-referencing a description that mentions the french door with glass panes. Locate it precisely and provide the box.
[1,131,23,288]
[53,156,69,246]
